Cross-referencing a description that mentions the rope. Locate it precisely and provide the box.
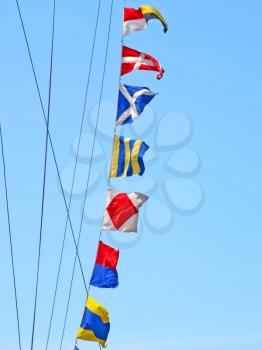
[0,124,22,350]
[44,1,103,348]
[30,1,56,349]
[14,0,88,292]
[59,1,115,349]
[107,1,126,189]
[75,1,125,348]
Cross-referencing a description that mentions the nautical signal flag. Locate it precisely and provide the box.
[90,241,119,288]
[121,46,164,80]
[123,6,168,36]
[110,135,149,178]
[102,188,148,232]
[77,295,110,347]
[116,84,156,126]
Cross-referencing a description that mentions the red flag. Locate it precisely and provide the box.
[121,46,164,80]
[90,241,119,289]
[101,188,148,232]
[123,7,168,36]
[123,8,147,36]
[96,241,119,270]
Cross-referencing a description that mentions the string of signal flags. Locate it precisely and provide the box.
[74,4,168,349]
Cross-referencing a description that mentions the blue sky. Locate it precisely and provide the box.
[0,1,262,350]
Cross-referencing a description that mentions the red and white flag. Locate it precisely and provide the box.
[121,46,164,80]
[123,7,168,37]
[123,8,147,36]
[101,188,148,233]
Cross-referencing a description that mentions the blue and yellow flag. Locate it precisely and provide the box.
[110,135,149,178]
[77,295,110,347]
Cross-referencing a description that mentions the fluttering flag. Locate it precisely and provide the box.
[123,6,168,36]
[77,295,110,347]
[90,241,119,288]
[110,135,149,178]
[74,347,80,350]
[121,46,164,80]
[116,84,156,126]
[102,188,148,232]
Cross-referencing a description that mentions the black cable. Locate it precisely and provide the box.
[0,124,22,350]
[59,1,114,349]
[30,1,56,350]
[44,1,103,348]
[14,0,88,292]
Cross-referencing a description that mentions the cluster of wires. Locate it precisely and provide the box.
[0,0,116,349]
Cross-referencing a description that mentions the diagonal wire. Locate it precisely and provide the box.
[14,0,88,292]
[30,1,56,350]
[0,123,22,350]
[74,1,125,349]
[59,1,114,349]
[74,0,125,348]
[44,1,103,348]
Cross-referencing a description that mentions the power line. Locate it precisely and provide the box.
[0,123,22,350]
[30,1,56,350]
[14,0,88,292]
[59,1,115,349]
[44,1,103,348]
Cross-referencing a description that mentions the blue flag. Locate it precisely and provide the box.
[74,346,80,350]
[77,296,110,347]
[110,135,149,178]
[90,241,119,288]
[116,84,156,126]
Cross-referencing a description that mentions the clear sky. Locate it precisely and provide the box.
[0,1,262,350]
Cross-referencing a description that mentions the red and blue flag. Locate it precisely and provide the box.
[90,241,119,288]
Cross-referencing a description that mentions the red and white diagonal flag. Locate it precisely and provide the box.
[101,188,148,233]
[121,46,164,80]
